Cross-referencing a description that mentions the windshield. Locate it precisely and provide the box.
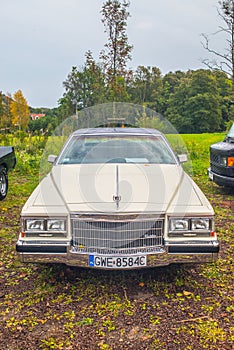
[57,135,177,165]
[227,123,234,139]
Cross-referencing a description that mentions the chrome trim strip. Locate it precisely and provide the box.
[165,240,219,247]
[17,249,219,268]
[113,165,121,209]
[70,213,164,221]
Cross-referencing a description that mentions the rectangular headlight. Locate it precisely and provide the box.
[170,218,189,231]
[191,218,210,231]
[47,219,66,232]
[219,157,227,166]
[26,219,45,231]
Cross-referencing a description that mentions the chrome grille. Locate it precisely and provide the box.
[71,214,164,254]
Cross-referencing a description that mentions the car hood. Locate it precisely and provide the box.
[210,140,234,152]
[22,163,213,216]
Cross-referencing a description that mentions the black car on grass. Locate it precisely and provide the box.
[208,123,234,187]
[0,146,16,200]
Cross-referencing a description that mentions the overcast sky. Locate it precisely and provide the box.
[0,0,224,108]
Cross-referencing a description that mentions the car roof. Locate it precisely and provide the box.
[72,128,163,136]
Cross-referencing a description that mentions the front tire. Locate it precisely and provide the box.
[0,166,8,200]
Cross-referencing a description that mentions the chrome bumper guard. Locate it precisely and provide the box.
[16,240,220,269]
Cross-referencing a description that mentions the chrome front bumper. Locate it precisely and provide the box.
[16,240,220,269]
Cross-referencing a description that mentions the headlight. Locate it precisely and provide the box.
[170,218,189,231]
[169,217,213,237]
[47,219,66,232]
[191,218,209,230]
[23,218,67,237]
[26,219,44,231]
[219,157,227,166]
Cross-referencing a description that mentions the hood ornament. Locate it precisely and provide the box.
[113,165,121,209]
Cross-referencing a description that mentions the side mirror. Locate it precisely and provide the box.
[48,155,57,164]
[178,154,188,163]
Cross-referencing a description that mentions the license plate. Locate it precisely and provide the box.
[89,255,147,269]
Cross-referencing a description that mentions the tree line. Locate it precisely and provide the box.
[1,0,234,134]
[0,90,58,135]
[60,65,232,134]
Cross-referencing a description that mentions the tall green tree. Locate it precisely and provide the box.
[165,75,192,133]
[161,71,187,114]
[129,66,163,111]
[10,90,30,130]
[100,0,132,100]
[63,51,106,114]
[188,70,222,132]
[0,92,12,131]
[165,70,222,133]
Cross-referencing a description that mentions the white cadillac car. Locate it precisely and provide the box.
[16,128,219,269]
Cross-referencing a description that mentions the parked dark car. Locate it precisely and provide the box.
[0,146,16,200]
[208,123,234,187]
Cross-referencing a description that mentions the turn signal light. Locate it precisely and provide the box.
[227,157,234,167]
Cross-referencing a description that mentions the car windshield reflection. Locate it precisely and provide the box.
[58,135,177,165]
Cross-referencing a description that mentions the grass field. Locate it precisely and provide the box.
[0,132,233,350]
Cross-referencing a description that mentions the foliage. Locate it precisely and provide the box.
[0,92,13,131]
[60,64,233,134]
[0,133,47,176]
[129,66,163,110]
[28,115,58,135]
[63,52,106,113]
[10,90,30,130]
[165,70,225,133]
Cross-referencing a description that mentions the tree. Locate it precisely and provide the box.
[201,0,234,89]
[161,71,187,114]
[192,69,222,131]
[100,0,132,100]
[0,92,12,131]
[128,66,163,112]
[165,70,222,133]
[63,51,106,114]
[165,75,193,133]
[10,90,30,130]
[28,115,57,135]
[213,69,232,127]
